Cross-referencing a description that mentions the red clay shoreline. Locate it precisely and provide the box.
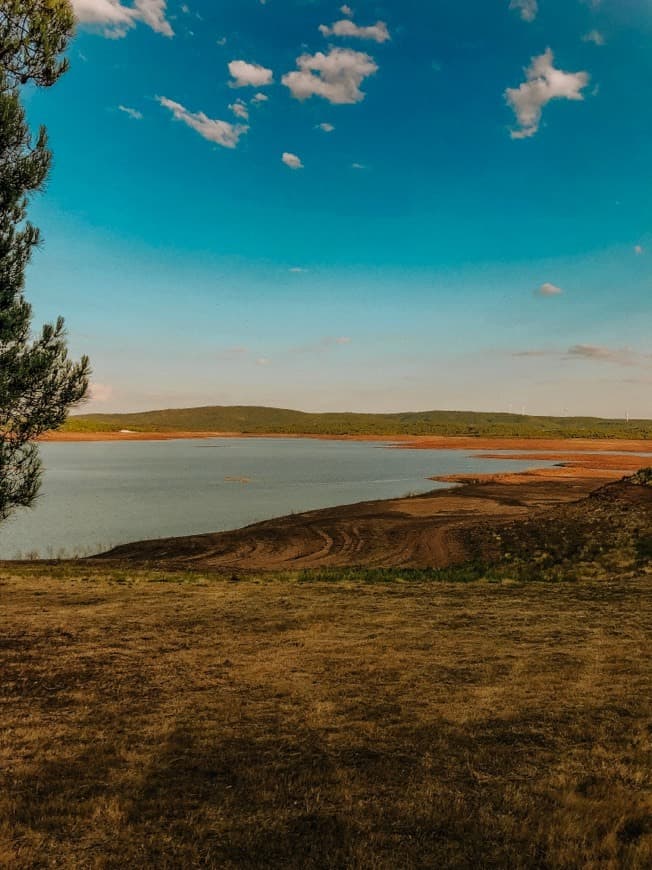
[40,430,652,481]
[33,430,652,570]
[39,429,652,452]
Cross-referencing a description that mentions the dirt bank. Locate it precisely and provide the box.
[39,430,652,453]
[97,474,613,571]
[45,430,652,571]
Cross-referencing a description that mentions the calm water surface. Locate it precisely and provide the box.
[0,438,554,559]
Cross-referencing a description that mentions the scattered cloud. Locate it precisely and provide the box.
[158,97,248,148]
[319,19,390,44]
[282,152,304,169]
[506,49,590,139]
[256,357,271,367]
[216,36,227,46]
[340,5,353,16]
[251,92,269,104]
[537,282,564,296]
[135,0,173,35]
[118,104,143,120]
[282,48,378,105]
[228,60,273,88]
[71,0,174,38]
[634,245,644,255]
[582,29,605,46]
[509,0,538,22]
[289,267,309,273]
[512,349,552,358]
[567,345,652,367]
[229,99,249,120]
[513,345,652,368]
[88,382,114,402]
[351,162,366,169]
[317,122,335,132]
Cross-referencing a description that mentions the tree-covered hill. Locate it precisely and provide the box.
[62,405,652,439]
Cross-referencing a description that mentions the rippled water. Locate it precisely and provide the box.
[0,438,553,559]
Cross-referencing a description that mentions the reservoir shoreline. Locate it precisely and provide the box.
[39,430,652,484]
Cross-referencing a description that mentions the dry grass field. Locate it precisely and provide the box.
[1,563,651,869]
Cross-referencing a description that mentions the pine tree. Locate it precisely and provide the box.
[0,1,89,521]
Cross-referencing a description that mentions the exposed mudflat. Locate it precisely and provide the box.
[41,430,652,452]
[97,474,609,571]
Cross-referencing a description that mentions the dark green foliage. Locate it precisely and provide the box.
[66,404,652,439]
[636,536,652,561]
[463,476,652,582]
[0,0,74,87]
[1,0,89,520]
[627,467,652,487]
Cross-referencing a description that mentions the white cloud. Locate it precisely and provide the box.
[282,48,378,105]
[158,97,248,148]
[118,104,143,120]
[71,0,173,38]
[289,267,308,273]
[635,245,645,255]
[282,152,304,169]
[319,19,390,44]
[229,100,249,120]
[505,49,590,139]
[341,5,353,16]
[71,0,133,33]
[509,0,538,22]
[582,30,605,46]
[351,162,366,169]
[317,122,335,132]
[228,60,273,88]
[251,92,269,103]
[134,0,172,36]
[256,357,271,367]
[88,382,114,402]
[537,282,563,296]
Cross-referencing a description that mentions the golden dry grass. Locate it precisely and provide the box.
[1,565,651,868]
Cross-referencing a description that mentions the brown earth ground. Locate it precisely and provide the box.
[40,428,647,569]
[1,564,651,869]
[39,430,652,452]
[98,445,652,570]
[97,477,597,570]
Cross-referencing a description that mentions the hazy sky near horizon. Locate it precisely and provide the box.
[23,0,652,417]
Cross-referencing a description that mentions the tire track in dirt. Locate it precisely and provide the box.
[97,476,606,571]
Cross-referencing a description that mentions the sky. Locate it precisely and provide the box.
[22,0,652,417]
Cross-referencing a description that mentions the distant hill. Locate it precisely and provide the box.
[62,405,652,439]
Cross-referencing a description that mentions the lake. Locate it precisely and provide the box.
[0,438,553,559]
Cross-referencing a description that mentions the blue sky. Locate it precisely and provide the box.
[23,0,652,416]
